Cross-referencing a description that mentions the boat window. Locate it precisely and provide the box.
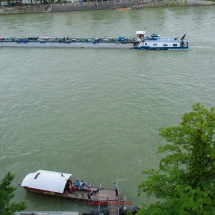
[145,43,147,45]
[153,44,157,46]
[34,172,40,179]
[163,44,168,46]
[173,44,177,47]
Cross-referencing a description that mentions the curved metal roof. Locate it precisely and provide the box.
[21,170,72,193]
[136,31,146,35]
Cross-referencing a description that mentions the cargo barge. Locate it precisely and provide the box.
[0,30,188,50]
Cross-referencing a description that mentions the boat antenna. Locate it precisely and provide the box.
[180,34,186,40]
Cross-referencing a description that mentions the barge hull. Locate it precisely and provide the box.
[0,42,188,50]
[0,42,132,49]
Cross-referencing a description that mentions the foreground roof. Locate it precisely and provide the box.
[21,170,72,193]
[14,212,79,215]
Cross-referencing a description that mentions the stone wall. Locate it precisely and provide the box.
[0,4,46,14]
[0,0,214,14]
[49,1,135,12]
[140,0,214,7]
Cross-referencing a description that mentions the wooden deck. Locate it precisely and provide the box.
[66,185,118,201]
[66,186,120,215]
[108,202,119,215]
[97,187,117,201]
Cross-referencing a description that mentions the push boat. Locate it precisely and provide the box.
[0,30,188,50]
[21,170,126,203]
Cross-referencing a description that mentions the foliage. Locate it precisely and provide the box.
[0,172,27,215]
[126,209,133,215]
[137,103,215,215]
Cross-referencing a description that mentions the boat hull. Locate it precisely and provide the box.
[131,46,188,50]
[23,184,120,202]
[0,41,188,50]
[0,42,132,49]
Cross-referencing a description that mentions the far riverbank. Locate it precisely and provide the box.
[0,0,214,15]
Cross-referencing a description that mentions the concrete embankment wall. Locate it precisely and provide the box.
[49,1,136,12]
[0,1,148,14]
[0,4,47,14]
[142,0,214,7]
[0,0,214,14]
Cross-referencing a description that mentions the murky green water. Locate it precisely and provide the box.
[0,6,215,213]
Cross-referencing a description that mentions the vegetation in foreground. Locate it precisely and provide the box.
[137,103,215,215]
[0,172,27,215]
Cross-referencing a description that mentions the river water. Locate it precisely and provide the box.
[0,5,215,213]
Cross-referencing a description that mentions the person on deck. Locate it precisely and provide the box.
[75,180,79,188]
[72,186,78,195]
[87,193,95,199]
[89,188,93,196]
[87,193,91,199]
[114,182,118,197]
[64,190,68,196]
[69,181,73,192]
[79,180,83,189]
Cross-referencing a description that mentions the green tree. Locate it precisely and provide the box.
[137,103,215,215]
[0,172,27,215]
[126,209,133,215]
